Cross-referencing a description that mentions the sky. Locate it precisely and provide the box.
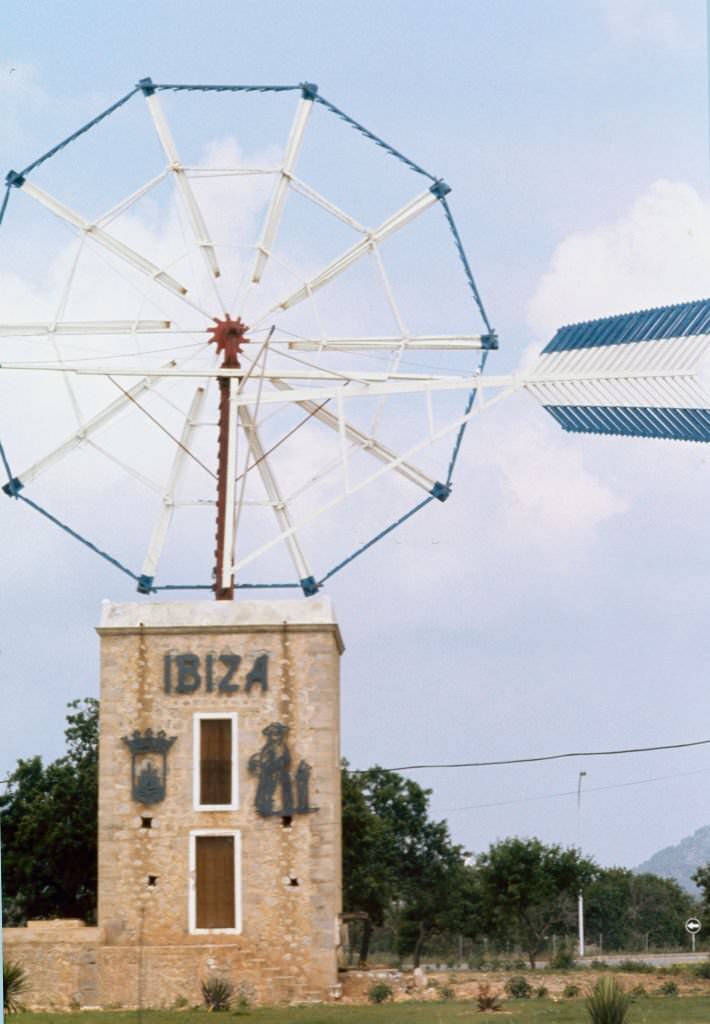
[2,0,710,873]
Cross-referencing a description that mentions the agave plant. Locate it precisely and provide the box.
[586,976,632,1024]
[3,959,29,1013]
[201,975,234,1011]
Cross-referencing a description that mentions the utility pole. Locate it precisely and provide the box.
[577,770,587,960]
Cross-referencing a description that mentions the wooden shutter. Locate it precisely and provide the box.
[200,718,232,805]
[195,835,235,929]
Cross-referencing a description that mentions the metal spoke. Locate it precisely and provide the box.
[18,179,190,296]
[0,320,171,336]
[282,334,492,351]
[251,93,314,285]
[143,90,223,284]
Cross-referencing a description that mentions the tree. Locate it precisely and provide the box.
[587,867,695,951]
[625,873,694,949]
[342,762,394,964]
[0,699,98,923]
[342,763,472,965]
[693,862,710,915]
[475,836,596,967]
[585,867,634,950]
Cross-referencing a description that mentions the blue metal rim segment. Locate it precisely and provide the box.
[1,80,495,596]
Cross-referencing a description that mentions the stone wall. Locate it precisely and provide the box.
[3,921,100,1009]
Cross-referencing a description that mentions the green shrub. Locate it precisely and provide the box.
[476,982,502,1011]
[563,982,581,997]
[659,979,678,996]
[505,975,532,998]
[439,984,455,1001]
[550,947,577,970]
[201,976,234,1011]
[367,981,393,1004]
[616,959,654,973]
[3,960,28,1013]
[534,984,549,998]
[586,976,632,1024]
[694,959,710,979]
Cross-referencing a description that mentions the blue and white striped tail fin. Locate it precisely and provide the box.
[525,298,710,442]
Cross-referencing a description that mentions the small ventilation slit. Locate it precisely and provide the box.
[141,817,153,829]
[282,815,292,828]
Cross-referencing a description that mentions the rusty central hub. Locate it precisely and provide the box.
[208,315,249,368]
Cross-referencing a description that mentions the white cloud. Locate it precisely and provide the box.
[601,0,695,50]
[528,179,710,340]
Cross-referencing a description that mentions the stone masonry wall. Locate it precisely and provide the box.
[3,921,100,1009]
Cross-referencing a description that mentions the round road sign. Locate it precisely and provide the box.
[686,917,702,934]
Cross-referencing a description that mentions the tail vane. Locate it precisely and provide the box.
[525,298,710,442]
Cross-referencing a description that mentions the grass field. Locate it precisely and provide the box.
[11,998,710,1024]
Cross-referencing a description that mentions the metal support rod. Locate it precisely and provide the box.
[215,373,235,600]
[210,317,249,599]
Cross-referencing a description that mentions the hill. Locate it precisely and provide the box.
[634,825,710,895]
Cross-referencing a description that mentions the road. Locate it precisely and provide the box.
[578,952,707,967]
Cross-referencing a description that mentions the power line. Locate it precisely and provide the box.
[438,765,710,814]
[379,737,710,773]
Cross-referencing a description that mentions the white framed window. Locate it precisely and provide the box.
[193,712,239,811]
[189,829,242,934]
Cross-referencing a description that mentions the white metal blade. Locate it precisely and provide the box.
[252,95,314,284]
[285,334,492,351]
[0,320,171,336]
[144,91,221,279]
[19,179,189,296]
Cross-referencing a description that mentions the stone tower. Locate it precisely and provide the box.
[96,598,343,1007]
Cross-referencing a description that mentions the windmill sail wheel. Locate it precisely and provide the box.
[0,79,496,596]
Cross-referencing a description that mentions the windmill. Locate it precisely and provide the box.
[2,79,708,1013]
